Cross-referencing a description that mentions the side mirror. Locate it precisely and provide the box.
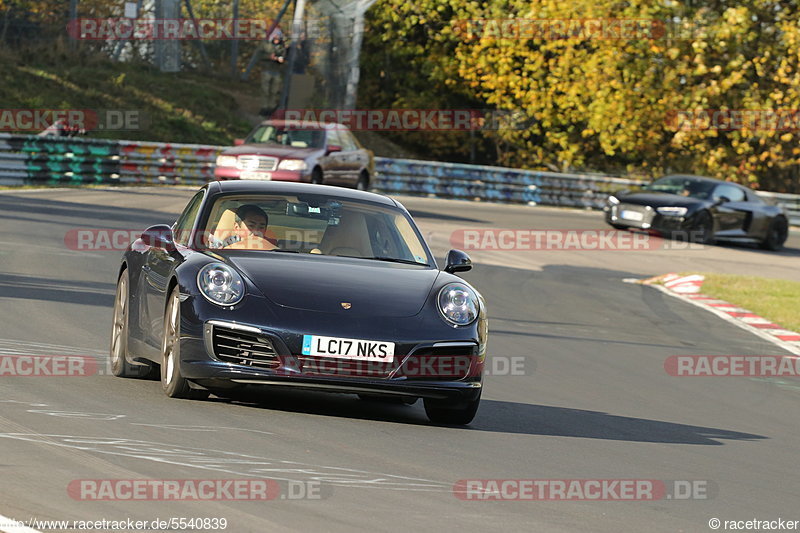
[326,144,342,154]
[234,138,245,146]
[141,224,175,251]
[444,249,472,274]
[715,195,731,205]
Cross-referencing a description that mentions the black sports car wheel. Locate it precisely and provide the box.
[760,217,789,251]
[690,210,715,244]
[423,392,481,425]
[160,287,209,400]
[110,270,155,378]
[356,172,369,191]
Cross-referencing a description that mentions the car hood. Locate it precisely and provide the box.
[617,192,707,208]
[222,253,440,317]
[222,144,322,159]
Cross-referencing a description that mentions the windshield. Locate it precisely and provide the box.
[246,124,326,149]
[200,193,432,266]
[644,176,716,199]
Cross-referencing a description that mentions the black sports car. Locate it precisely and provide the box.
[604,175,790,250]
[110,181,488,424]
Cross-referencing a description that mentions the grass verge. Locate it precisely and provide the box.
[688,273,800,333]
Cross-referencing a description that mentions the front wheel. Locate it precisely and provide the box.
[423,392,481,425]
[110,270,155,378]
[160,287,209,400]
[355,172,369,191]
[760,217,788,251]
[689,211,715,245]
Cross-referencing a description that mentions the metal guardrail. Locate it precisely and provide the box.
[0,133,222,186]
[372,157,644,209]
[1,133,798,226]
[755,192,800,228]
[371,158,800,226]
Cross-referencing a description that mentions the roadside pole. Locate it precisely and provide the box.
[278,0,307,110]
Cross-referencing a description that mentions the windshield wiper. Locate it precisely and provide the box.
[366,256,429,266]
[268,249,300,253]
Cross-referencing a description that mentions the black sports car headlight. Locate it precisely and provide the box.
[438,283,479,326]
[197,263,245,306]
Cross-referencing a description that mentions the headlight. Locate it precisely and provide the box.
[216,155,237,168]
[197,263,244,306]
[607,195,620,205]
[656,206,688,216]
[438,283,480,326]
[277,159,307,171]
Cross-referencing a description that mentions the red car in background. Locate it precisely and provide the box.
[214,119,375,190]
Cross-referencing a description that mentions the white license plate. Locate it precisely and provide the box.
[240,171,272,180]
[620,209,644,221]
[301,335,395,362]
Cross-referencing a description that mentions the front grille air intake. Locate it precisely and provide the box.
[211,325,279,368]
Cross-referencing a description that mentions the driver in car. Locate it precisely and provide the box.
[220,204,277,250]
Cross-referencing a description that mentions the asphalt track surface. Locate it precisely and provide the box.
[1,187,799,532]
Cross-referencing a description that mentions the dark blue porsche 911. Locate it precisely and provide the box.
[110,181,488,424]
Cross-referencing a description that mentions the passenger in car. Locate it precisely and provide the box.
[211,204,277,250]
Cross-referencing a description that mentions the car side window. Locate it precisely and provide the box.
[713,184,746,203]
[339,130,359,152]
[248,125,268,143]
[173,191,205,246]
[327,128,343,149]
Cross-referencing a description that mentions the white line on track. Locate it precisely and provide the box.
[0,338,106,357]
[0,241,102,258]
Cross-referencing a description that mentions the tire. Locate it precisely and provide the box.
[689,210,715,245]
[423,392,481,425]
[760,217,789,251]
[357,393,417,405]
[610,223,627,230]
[311,167,323,185]
[355,172,369,191]
[110,270,156,379]
[160,286,209,400]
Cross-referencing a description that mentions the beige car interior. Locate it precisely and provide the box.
[318,210,373,257]
[206,202,376,257]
